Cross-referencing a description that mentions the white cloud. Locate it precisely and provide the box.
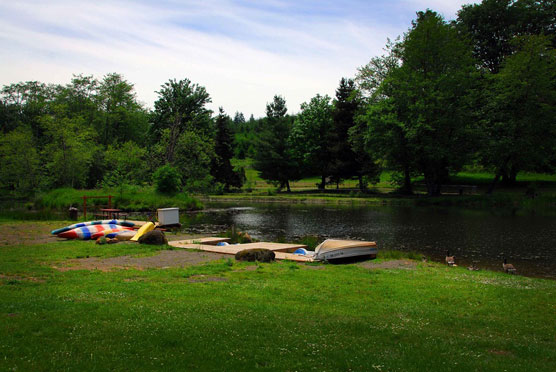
[0,0,473,117]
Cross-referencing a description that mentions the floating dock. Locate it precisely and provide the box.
[168,238,314,262]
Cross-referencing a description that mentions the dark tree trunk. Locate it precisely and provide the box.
[424,171,441,196]
[399,165,413,195]
[501,166,518,186]
[487,171,501,195]
[318,175,326,190]
[358,175,364,191]
[489,158,511,194]
[286,180,291,193]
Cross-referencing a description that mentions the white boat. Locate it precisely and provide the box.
[313,239,377,261]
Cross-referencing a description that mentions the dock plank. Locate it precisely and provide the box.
[173,237,232,245]
[168,240,314,262]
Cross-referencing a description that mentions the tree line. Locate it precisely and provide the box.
[0,74,244,195]
[243,0,556,195]
[1,0,555,196]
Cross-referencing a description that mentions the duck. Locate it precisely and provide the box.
[503,258,516,274]
[467,263,480,271]
[445,251,456,266]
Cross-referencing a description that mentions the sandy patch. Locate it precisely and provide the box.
[359,259,417,270]
[53,250,230,272]
[0,222,63,246]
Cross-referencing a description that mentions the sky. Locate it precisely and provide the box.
[0,0,477,117]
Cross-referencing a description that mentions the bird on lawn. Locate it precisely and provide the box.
[467,263,480,271]
[445,251,456,266]
[503,258,516,274]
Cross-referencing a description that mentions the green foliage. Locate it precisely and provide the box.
[40,113,98,189]
[362,11,478,196]
[482,35,556,192]
[103,141,148,186]
[331,78,378,189]
[457,0,556,73]
[290,94,334,189]
[34,187,202,211]
[253,95,300,192]
[0,127,40,193]
[153,164,182,194]
[149,78,213,163]
[212,108,245,191]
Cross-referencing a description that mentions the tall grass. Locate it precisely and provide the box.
[33,186,203,211]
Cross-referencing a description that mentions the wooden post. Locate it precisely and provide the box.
[108,195,112,209]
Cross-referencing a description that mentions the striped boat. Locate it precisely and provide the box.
[57,224,134,240]
[51,220,135,235]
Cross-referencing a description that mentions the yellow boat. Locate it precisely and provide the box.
[130,222,155,242]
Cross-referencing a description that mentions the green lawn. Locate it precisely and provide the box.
[234,158,556,193]
[1,240,555,371]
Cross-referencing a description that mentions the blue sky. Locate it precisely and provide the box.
[0,0,477,117]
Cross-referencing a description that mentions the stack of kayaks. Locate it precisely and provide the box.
[51,220,137,241]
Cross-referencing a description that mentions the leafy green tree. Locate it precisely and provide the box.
[253,95,300,192]
[212,108,245,191]
[153,164,181,194]
[0,81,52,141]
[457,0,556,73]
[483,35,556,193]
[362,11,477,196]
[40,109,97,188]
[104,141,148,185]
[0,127,40,193]
[400,11,477,195]
[356,38,402,99]
[290,94,335,190]
[330,78,378,190]
[150,129,214,192]
[150,79,213,163]
[96,73,149,146]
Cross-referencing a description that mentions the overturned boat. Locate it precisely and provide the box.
[313,239,377,261]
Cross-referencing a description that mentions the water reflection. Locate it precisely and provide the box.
[182,202,556,279]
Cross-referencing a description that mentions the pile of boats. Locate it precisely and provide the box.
[51,220,154,241]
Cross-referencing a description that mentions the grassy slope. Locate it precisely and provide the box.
[227,159,556,209]
[1,241,555,371]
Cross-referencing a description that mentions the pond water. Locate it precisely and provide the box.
[182,202,556,279]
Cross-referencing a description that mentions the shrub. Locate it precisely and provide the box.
[153,165,182,194]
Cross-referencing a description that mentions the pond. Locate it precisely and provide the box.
[181,202,556,279]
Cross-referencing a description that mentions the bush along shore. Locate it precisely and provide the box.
[17,187,203,216]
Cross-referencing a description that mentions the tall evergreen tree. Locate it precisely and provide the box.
[253,95,300,192]
[331,78,378,190]
[212,107,245,191]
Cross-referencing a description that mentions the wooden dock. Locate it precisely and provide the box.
[168,239,314,262]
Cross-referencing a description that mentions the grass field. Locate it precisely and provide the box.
[1,237,555,371]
